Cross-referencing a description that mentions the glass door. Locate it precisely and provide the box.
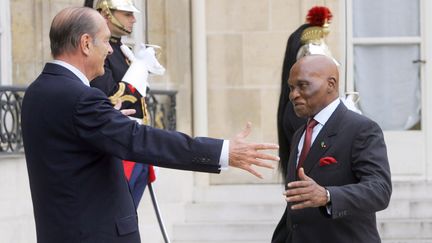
[346,0,428,180]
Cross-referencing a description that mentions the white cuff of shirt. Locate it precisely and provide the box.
[325,189,332,215]
[219,140,229,171]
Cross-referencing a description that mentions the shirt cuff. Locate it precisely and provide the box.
[219,140,229,171]
[325,189,332,215]
[326,204,332,214]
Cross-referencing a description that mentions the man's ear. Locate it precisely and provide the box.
[327,76,337,93]
[80,34,92,56]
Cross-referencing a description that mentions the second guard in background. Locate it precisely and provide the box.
[84,0,165,207]
[277,6,334,183]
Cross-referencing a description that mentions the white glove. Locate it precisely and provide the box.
[121,43,165,96]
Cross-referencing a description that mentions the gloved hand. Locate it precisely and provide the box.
[121,43,165,96]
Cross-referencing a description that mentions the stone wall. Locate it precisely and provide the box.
[206,0,343,184]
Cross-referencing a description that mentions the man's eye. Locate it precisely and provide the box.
[299,83,308,89]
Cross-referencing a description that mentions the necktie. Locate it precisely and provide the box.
[297,118,318,170]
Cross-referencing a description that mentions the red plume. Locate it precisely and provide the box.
[306,6,333,26]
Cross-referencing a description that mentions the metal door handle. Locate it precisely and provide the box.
[413,59,426,64]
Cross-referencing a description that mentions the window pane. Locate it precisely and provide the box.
[354,45,421,130]
[0,28,2,79]
[353,0,419,37]
[0,33,3,78]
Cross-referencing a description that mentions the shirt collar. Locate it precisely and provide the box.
[313,98,340,126]
[49,60,90,87]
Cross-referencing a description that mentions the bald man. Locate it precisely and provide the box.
[21,7,278,243]
[271,55,392,243]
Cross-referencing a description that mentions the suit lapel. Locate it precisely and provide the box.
[303,103,348,175]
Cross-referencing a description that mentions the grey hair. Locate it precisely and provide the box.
[49,7,100,58]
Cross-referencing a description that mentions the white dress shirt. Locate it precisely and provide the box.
[296,98,340,166]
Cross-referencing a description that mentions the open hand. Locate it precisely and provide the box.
[228,122,279,178]
[284,168,327,210]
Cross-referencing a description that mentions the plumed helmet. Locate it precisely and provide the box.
[296,6,337,64]
[84,0,139,35]
[95,0,140,13]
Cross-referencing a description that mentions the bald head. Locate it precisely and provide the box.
[49,7,104,58]
[288,55,340,118]
[293,55,339,83]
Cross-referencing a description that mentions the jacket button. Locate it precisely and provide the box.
[292,224,298,229]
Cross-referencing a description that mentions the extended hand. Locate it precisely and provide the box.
[284,168,327,210]
[228,122,279,179]
[114,100,136,116]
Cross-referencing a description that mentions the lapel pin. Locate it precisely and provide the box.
[320,141,327,148]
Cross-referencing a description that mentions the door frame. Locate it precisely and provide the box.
[344,0,430,181]
[0,0,12,85]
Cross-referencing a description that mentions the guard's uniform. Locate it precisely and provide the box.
[91,37,155,208]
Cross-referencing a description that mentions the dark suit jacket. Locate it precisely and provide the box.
[21,63,223,243]
[272,102,392,243]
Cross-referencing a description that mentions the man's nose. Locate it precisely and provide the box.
[289,88,299,101]
[107,45,114,55]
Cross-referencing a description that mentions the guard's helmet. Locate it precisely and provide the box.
[95,0,140,13]
[84,0,140,35]
[296,6,338,65]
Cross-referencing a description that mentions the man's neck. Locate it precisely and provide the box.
[54,54,88,80]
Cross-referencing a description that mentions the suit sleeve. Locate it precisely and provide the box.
[326,120,392,219]
[72,88,222,173]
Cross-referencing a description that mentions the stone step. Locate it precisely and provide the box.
[174,241,264,243]
[174,241,432,243]
[378,219,432,240]
[173,222,276,242]
[185,203,284,223]
[184,198,432,223]
[173,182,432,242]
[377,198,432,219]
[193,181,432,204]
[383,241,432,243]
[172,219,432,242]
[193,184,284,204]
[390,181,432,199]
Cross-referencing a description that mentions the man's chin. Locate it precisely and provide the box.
[90,69,105,81]
[99,69,105,77]
[293,108,305,118]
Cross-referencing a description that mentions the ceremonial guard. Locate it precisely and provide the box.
[84,0,165,207]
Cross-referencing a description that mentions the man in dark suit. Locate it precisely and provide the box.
[21,7,278,243]
[271,55,392,243]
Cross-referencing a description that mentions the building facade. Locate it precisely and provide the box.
[1,0,431,242]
